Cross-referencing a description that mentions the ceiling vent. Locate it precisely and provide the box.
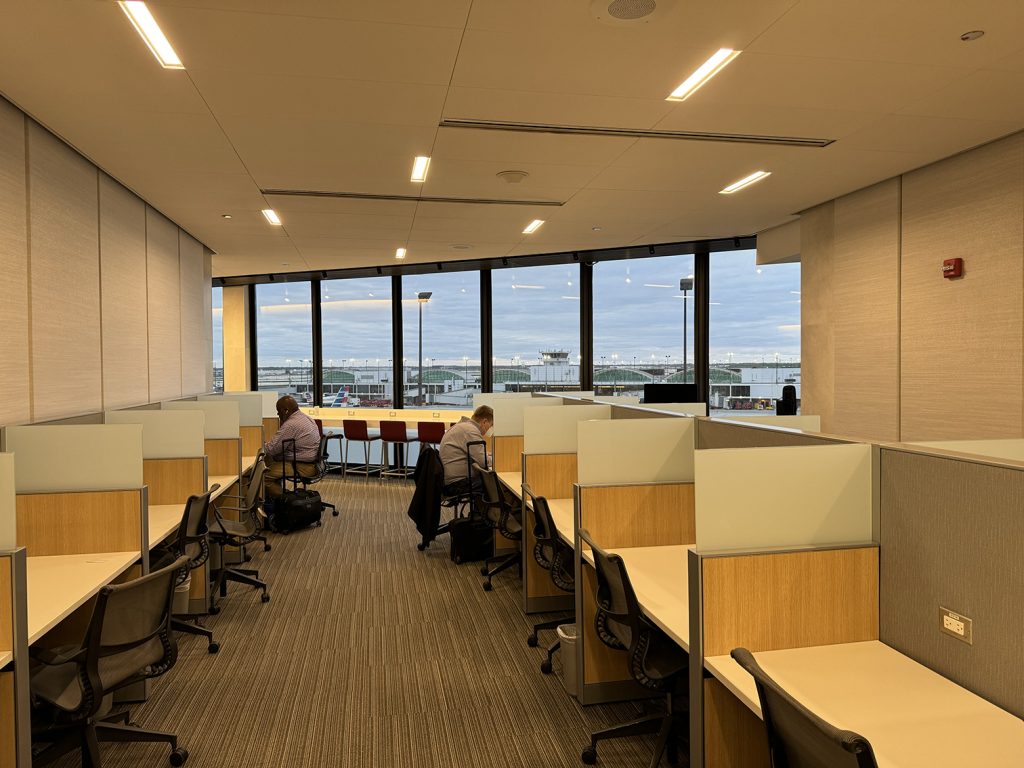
[591,0,667,24]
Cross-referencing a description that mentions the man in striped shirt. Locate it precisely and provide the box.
[264,396,321,499]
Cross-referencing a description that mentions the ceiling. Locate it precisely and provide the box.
[1,0,1022,277]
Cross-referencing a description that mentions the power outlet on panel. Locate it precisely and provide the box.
[940,607,973,645]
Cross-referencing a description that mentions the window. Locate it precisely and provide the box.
[211,286,223,393]
[255,283,313,402]
[402,272,480,409]
[708,249,801,413]
[321,277,393,407]
[492,264,580,393]
[593,254,697,397]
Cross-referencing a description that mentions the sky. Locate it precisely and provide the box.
[211,249,801,369]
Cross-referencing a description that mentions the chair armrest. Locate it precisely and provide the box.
[31,645,87,666]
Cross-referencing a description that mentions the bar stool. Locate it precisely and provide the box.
[380,421,417,480]
[417,421,446,449]
[342,419,381,478]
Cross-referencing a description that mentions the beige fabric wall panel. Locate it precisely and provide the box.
[799,201,835,432]
[98,175,148,409]
[146,208,182,402]
[222,285,250,392]
[832,179,901,442]
[0,100,29,426]
[0,453,15,549]
[28,124,101,421]
[178,231,208,395]
[900,135,1024,440]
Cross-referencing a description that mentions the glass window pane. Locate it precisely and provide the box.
[402,272,480,409]
[492,264,580,392]
[321,277,393,408]
[255,283,313,403]
[709,249,801,414]
[593,254,696,398]
[211,286,223,393]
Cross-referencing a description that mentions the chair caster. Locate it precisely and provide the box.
[581,745,597,765]
[169,747,189,766]
[316,521,322,527]
[482,581,492,592]
[332,510,339,517]
[261,592,270,603]
[417,543,426,551]
[264,544,272,552]
[540,659,553,674]
[527,634,539,647]
[480,566,489,576]
[207,642,220,654]
[209,605,220,615]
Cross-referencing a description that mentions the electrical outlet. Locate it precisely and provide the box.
[940,607,973,645]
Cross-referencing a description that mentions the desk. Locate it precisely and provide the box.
[209,476,236,501]
[497,472,523,499]
[148,504,182,549]
[242,455,257,472]
[547,498,574,545]
[705,641,1024,768]
[26,552,139,644]
[582,545,690,651]
[0,651,11,667]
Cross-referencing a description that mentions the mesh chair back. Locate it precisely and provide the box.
[243,460,267,510]
[343,419,371,440]
[380,420,410,442]
[418,421,446,444]
[87,555,187,709]
[579,528,640,650]
[731,648,879,768]
[177,490,213,570]
[476,466,506,526]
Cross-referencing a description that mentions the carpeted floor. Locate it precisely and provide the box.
[55,476,659,767]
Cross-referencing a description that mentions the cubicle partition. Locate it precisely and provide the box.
[162,400,242,479]
[201,392,265,461]
[687,443,876,767]
[260,390,280,439]
[694,415,843,450]
[574,415,697,704]
[477,393,562,474]
[0,453,30,768]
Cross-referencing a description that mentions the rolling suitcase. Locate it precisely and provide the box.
[271,439,324,534]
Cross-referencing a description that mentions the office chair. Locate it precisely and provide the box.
[294,434,339,515]
[476,466,522,591]
[30,555,191,767]
[579,528,688,768]
[380,420,418,480]
[342,419,381,478]
[730,648,879,768]
[208,469,271,609]
[153,490,220,654]
[523,483,575,675]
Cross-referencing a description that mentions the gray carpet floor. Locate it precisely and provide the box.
[57,476,659,767]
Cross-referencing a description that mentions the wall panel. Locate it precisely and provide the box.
[0,99,29,426]
[900,134,1024,440]
[28,124,101,421]
[832,179,901,441]
[179,231,208,394]
[147,208,182,401]
[99,175,148,409]
[799,201,835,432]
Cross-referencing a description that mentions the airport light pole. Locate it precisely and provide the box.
[680,277,694,382]
[417,292,432,405]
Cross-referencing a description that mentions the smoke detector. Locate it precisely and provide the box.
[590,0,668,25]
[497,170,529,184]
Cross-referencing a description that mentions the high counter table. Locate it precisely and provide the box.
[704,641,1024,767]
[302,407,471,428]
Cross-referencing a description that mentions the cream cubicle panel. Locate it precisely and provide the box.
[687,443,877,768]
[483,394,562,473]
[162,400,241,479]
[200,392,264,460]
[260,390,280,438]
[643,402,707,417]
[712,414,822,432]
[591,395,642,404]
[573,416,698,704]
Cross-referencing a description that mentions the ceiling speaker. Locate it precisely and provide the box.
[590,0,668,24]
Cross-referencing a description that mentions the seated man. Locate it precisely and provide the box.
[263,395,321,500]
[439,405,493,495]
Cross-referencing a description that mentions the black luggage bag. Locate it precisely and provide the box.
[448,514,492,564]
[272,439,324,534]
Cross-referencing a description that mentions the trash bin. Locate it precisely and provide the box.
[557,623,578,696]
[172,572,191,615]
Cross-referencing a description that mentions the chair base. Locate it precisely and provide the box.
[527,613,574,646]
[482,551,519,590]
[171,616,219,654]
[33,719,185,768]
[582,693,688,768]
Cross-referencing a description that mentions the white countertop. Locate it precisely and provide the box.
[148,504,183,548]
[546,498,575,545]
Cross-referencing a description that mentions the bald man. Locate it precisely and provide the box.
[263,395,320,499]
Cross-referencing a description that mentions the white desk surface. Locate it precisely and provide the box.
[242,455,257,472]
[148,504,183,548]
[0,650,12,668]
[26,552,139,644]
[209,476,237,500]
[581,545,690,650]
[497,472,523,499]
[705,641,1024,768]
[547,498,575,544]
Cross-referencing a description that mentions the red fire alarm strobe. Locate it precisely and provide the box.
[942,258,964,279]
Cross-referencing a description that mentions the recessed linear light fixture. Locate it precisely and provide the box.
[719,170,771,195]
[666,48,740,101]
[261,209,282,225]
[410,156,431,182]
[643,283,674,288]
[395,247,407,260]
[118,2,184,69]
[522,219,545,234]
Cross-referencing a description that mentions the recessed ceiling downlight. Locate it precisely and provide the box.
[960,30,985,41]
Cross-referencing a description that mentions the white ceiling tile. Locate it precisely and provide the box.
[150,0,473,28]
[898,69,1024,122]
[838,114,1020,155]
[430,127,631,166]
